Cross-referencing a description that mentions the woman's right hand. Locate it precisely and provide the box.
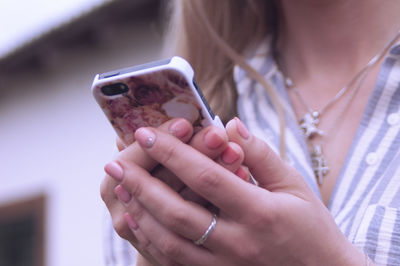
[100,118,246,265]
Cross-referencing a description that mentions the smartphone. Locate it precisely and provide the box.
[91,56,223,146]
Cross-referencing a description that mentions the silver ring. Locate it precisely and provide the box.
[193,213,217,246]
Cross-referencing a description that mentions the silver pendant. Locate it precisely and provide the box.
[299,111,323,139]
[311,145,329,185]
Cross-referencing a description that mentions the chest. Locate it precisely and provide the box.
[286,67,380,205]
[236,51,400,208]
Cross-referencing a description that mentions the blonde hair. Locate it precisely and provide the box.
[164,0,286,157]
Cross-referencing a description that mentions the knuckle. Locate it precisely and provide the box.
[112,215,130,240]
[164,207,191,233]
[121,167,143,199]
[100,181,108,202]
[250,146,276,175]
[249,204,278,229]
[159,240,183,258]
[258,141,276,164]
[130,204,146,222]
[236,242,262,262]
[100,176,115,203]
[158,142,178,167]
[129,181,143,199]
[229,230,263,262]
[164,261,182,266]
[195,167,220,192]
[138,237,152,252]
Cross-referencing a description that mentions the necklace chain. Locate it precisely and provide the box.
[279,30,400,185]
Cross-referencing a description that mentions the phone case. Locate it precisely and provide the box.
[92,56,223,145]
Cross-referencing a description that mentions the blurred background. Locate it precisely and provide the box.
[0,0,164,265]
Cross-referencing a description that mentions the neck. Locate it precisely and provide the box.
[276,0,400,85]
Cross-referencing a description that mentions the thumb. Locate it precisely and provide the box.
[226,118,304,191]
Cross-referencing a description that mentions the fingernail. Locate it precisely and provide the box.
[124,213,139,230]
[235,167,250,182]
[235,117,250,139]
[169,119,190,139]
[221,146,239,164]
[104,161,124,181]
[203,129,224,149]
[135,128,156,148]
[114,185,132,203]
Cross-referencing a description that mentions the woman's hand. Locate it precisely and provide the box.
[105,117,367,266]
[101,118,246,265]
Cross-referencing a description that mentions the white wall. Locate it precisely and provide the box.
[0,20,162,266]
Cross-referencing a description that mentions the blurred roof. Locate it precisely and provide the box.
[0,0,111,59]
[0,0,162,72]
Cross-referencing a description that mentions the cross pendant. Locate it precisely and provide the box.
[311,145,329,185]
[299,111,323,139]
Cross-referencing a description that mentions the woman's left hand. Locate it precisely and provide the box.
[107,118,365,266]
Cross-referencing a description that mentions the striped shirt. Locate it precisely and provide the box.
[235,40,400,266]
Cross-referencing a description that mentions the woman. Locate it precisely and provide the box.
[101,0,400,265]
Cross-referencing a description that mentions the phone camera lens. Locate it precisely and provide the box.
[101,83,129,96]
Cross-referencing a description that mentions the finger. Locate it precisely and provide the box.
[151,142,245,204]
[235,165,251,182]
[179,187,209,205]
[116,182,214,265]
[188,125,228,159]
[175,141,245,206]
[183,132,244,205]
[108,121,232,200]
[151,168,216,209]
[215,142,244,174]
[149,131,240,197]
[118,157,240,254]
[189,127,245,175]
[151,164,185,192]
[148,125,233,196]
[116,137,126,151]
[120,163,215,242]
[101,177,138,243]
[124,213,171,266]
[100,174,118,202]
[114,186,157,263]
[225,117,305,191]
[137,251,164,266]
[103,119,194,262]
[115,118,194,173]
[153,177,206,207]
[132,127,259,220]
